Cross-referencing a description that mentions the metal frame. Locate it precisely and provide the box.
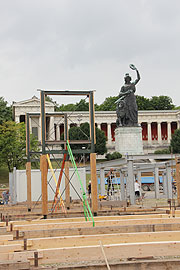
[26,90,96,159]
[40,90,96,155]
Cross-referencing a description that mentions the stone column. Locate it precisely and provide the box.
[38,116,41,141]
[177,121,180,129]
[154,166,160,199]
[56,125,60,140]
[127,159,135,204]
[15,116,20,123]
[100,168,106,196]
[107,123,112,145]
[29,117,32,134]
[157,122,162,144]
[120,171,125,201]
[49,116,55,140]
[148,122,152,144]
[68,124,70,132]
[166,163,173,199]
[97,123,101,130]
[167,122,171,144]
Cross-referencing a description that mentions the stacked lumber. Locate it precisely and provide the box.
[0,212,180,269]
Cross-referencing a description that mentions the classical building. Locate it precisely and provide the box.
[13,96,180,154]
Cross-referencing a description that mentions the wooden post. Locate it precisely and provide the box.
[176,157,180,206]
[40,155,48,218]
[26,162,31,211]
[90,153,98,215]
[65,161,70,209]
[127,159,135,205]
[154,166,160,199]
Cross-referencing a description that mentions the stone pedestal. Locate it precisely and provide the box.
[115,126,143,155]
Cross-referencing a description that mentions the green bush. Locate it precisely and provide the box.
[105,152,122,160]
[154,149,170,154]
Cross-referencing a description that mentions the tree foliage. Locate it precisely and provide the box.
[105,152,122,160]
[136,95,152,110]
[170,129,180,153]
[57,99,89,111]
[62,122,107,159]
[0,121,38,172]
[150,96,175,110]
[0,97,12,125]
[46,93,175,112]
[96,96,119,111]
[136,95,175,110]
[56,95,175,112]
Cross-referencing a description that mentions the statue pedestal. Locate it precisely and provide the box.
[115,126,143,155]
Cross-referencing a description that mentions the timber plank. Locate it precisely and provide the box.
[14,222,180,239]
[9,213,168,226]
[12,217,180,231]
[0,244,22,253]
[0,260,30,270]
[7,230,180,250]
[6,241,180,265]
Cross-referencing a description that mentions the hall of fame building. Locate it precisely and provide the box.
[13,96,180,154]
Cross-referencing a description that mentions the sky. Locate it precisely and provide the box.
[0,0,180,106]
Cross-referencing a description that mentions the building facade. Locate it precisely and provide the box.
[13,96,180,154]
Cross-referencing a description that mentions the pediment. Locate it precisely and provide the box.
[13,96,54,107]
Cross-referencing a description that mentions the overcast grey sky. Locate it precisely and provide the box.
[0,0,180,106]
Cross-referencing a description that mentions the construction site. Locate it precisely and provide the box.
[1,90,180,270]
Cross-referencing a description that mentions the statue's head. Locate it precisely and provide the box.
[124,73,131,84]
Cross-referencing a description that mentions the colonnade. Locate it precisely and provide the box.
[53,120,179,147]
[16,111,180,149]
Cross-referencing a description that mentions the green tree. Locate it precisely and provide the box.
[57,103,76,111]
[96,96,119,111]
[0,97,12,125]
[64,122,107,159]
[136,95,152,110]
[150,96,175,110]
[0,121,38,172]
[170,129,180,153]
[57,99,89,112]
[75,99,89,111]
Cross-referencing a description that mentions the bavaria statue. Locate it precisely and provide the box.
[116,64,140,127]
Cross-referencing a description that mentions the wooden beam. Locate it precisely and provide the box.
[26,162,31,211]
[65,161,70,209]
[6,230,180,250]
[15,222,180,239]
[0,260,30,270]
[12,217,180,232]
[90,153,98,214]
[40,155,48,218]
[0,244,22,253]
[0,235,13,241]
[9,214,168,226]
[5,241,180,264]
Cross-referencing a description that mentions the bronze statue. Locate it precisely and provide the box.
[116,64,140,127]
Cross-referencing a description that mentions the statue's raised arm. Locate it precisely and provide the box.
[129,64,140,85]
